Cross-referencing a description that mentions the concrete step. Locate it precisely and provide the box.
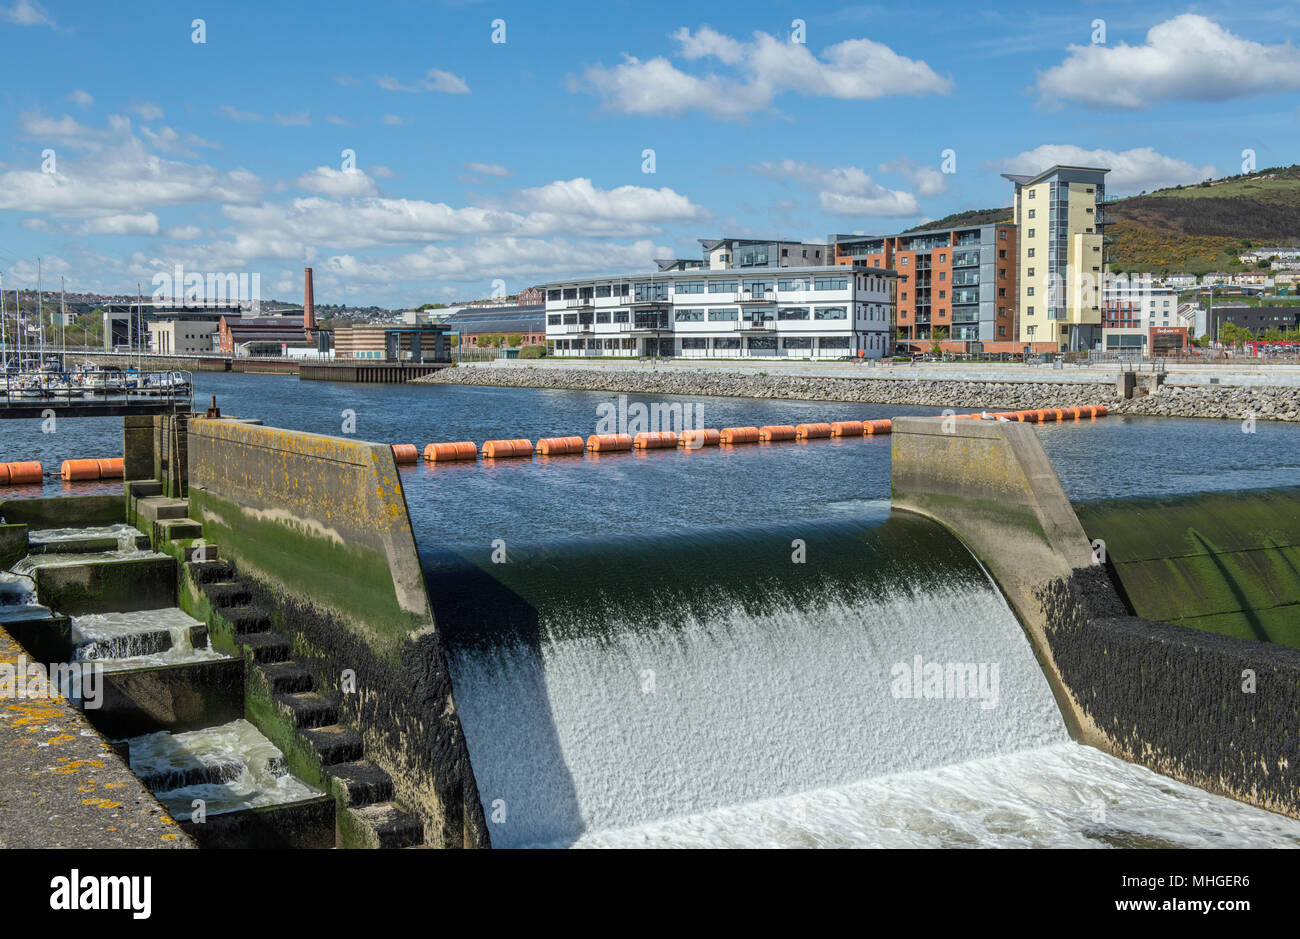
[221,605,271,634]
[326,761,394,808]
[301,724,363,766]
[242,631,292,664]
[258,661,314,695]
[203,581,252,608]
[126,479,163,498]
[274,691,339,729]
[162,518,204,542]
[187,559,235,585]
[347,802,424,849]
[135,496,190,524]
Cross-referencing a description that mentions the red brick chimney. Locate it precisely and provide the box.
[303,267,316,331]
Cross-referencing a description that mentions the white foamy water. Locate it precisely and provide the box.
[10,548,165,575]
[128,719,322,819]
[568,742,1300,849]
[27,523,143,548]
[71,608,229,671]
[451,582,1067,848]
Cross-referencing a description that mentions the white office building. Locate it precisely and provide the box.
[541,265,897,360]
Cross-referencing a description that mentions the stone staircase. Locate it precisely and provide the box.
[185,555,425,848]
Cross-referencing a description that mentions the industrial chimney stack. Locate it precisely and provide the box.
[303,267,316,331]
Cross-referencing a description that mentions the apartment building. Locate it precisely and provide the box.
[1100,274,1185,352]
[832,223,1017,351]
[1002,165,1110,352]
[541,265,896,360]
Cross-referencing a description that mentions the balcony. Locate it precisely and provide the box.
[628,295,669,307]
[561,323,594,334]
[564,298,595,310]
[737,291,776,304]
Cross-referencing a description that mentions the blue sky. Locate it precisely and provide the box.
[1,0,1298,306]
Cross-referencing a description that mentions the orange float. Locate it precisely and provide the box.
[1092,405,1108,417]
[864,420,892,435]
[96,458,125,479]
[391,444,419,464]
[586,433,634,452]
[634,431,678,449]
[830,421,865,437]
[759,425,796,442]
[5,461,41,484]
[795,423,833,439]
[423,442,478,462]
[537,436,585,456]
[481,439,533,459]
[719,426,760,445]
[678,428,721,448]
[60,459,101,481]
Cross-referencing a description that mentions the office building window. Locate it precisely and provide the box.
[708,308,738,321]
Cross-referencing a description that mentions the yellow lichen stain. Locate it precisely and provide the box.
[50,759,105,775]
[47,734,76,746]
[83,798,123,809]
[160,833,179,841]
[104,782,124,789]
[159,816,176,826]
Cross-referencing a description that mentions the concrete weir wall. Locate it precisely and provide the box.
[890,417,1300,819]
[185,418,488,847]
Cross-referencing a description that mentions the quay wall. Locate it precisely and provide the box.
[418,364,1300,421]
[890,417,1300,819]
[185,418,488,847]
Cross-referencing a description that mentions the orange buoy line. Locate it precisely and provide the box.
[537,436,585,456]
[410,405,1108,467]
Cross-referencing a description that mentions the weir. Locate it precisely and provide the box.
[3,404,1299,847]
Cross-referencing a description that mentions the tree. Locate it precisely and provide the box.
[930,326,948,358]
[506,333,522,347]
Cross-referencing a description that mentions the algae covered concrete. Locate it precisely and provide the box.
[1076,487,1300,647]
[185,417,488,847]
[34,557,177,615]
[0,523,26,568]
[889,416,1105,747]
[1,495,124,530]
[0,625,193,848]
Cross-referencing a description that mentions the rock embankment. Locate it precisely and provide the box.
[417,366,1300,422]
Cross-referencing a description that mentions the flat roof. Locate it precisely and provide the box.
[1001,165,1110,187]
[537,264,898,289]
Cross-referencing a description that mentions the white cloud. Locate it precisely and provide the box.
[2,0,55,28]
[376,68,470,94]
[166,225,202,241]
[370,165,397,178]
[1037,14,1300,109]
[140,125,219,158]
[67,89,93,108]
[465,162,511,178]
[326,115,352,126]
[133,102,164,121]
[273,111,311,126]
[219,105,264,123]
[297,166,380,198]
[880,157,950,198]
[992,145,1216,193]
[382,114,405,125]
[323,237,666,285]
[576,27,952,119]
[753,159,921,217]
[73,213,160,236]
[513,177,706,233]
